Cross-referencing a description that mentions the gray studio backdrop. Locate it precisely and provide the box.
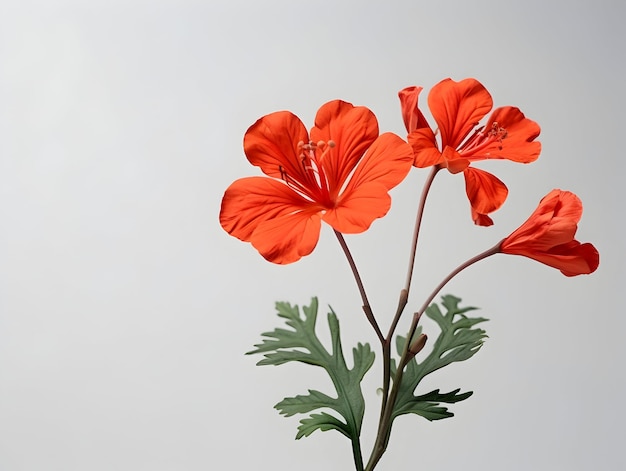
[1,1,623,470]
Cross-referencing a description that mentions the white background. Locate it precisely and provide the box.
[1,1,624,470]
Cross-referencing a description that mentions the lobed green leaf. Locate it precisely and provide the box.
[248,298,374,442]
[391,295,488,422]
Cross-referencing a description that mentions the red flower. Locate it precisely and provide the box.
[220,100,414,264]
[500,189,599,276]
[399,78,541,226]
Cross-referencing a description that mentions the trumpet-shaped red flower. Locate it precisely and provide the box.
[500,189,599,276]
[220,100,414,264]
[399,78,541,226]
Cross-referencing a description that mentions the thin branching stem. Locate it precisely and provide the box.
[365,241,502,471]
[334,230,385,344]
[375,165,440,440]
[403,241,503,355]
[403,165,441,294]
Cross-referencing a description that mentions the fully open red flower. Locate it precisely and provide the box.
[499,189,599,276]
[399,78,541,226]
[220,100,414,264]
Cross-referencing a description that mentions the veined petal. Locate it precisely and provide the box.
[429,78,493,149]
[464,167,508,218]
[244,111,309,181]
[408,127,442,167]
[465,106,541,163]
[342,132,413,194]
[534,197,581,248]
[323,181,391,234]
[310,100,379,192]
[524,241,600,277]
[502,190,581,251]
[398,86,430,134]
[471,209,494,227]
[219,176,319,242]
[250,211,322,264]
[501,190,561,247]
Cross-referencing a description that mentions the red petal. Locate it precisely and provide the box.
[471,209,494,227]
[326,133,412,233]
[310,100,379,193]
[244,111,309,181]
[510,241,600,277]
[502,190,582,252]
[407,127,442,167]
[219,176,320,242]
[428,78,493,149]
[342,132,413,193]
[464,167,508,217]
[324,181,391,233]
[398,86,430,134]
[250,211,322,264]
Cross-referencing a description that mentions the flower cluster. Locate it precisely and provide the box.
[220,77,598,276]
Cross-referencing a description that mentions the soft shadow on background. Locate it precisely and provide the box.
[1,1,624,470]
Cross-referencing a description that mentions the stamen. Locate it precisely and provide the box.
[458,122,509,154]
[279,136,336,207]
[279,164,314,199]
[316,140,334,165]
[488,121,508,141]
[487,122,508,151]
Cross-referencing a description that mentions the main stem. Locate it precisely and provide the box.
[365,241,502,471]
[375,165,440,442]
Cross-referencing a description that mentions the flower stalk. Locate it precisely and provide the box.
[365,241,502,470]
[334,229,385,344]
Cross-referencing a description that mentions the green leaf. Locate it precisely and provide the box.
[392,388,473,421]
[275,389,338,417]
[297,412,350,439]
[247,298,375,441]
[391,295,488,421]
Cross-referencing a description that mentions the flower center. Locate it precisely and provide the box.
[279,139,336,206]
[458,121,508,156]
